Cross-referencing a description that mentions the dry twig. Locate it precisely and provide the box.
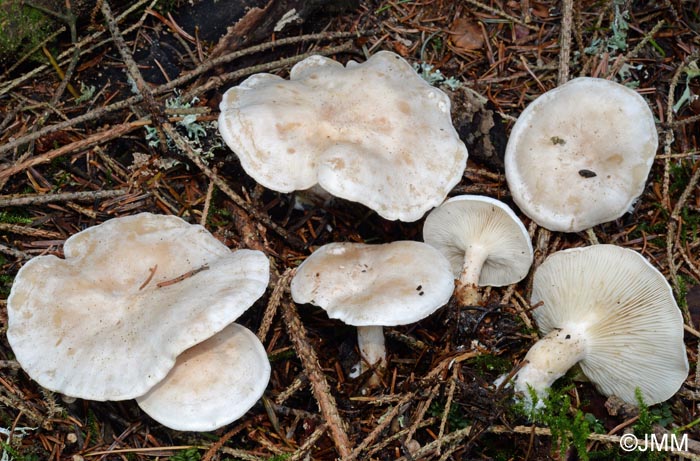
[0,189,127,207]
[258,268,295,342]
[279,299,353,459]
[558,0,574,84]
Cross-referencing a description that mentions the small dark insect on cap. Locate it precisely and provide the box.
[578,169,597,178]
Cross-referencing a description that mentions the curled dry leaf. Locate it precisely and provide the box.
[448,18,484,52]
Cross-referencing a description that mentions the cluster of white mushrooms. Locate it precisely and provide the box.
[503,77,687,408]
[7,213,271,431]
[6,51,689,432]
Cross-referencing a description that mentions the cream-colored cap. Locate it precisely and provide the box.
[505,77,657,232]
[7,213,270,401]
[290,241,454,326]
[218,51,468,222]
[136,323,270,431]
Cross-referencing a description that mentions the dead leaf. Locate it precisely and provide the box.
[393,41,411,57]
[529,1,552,19]
[449,18,484,52]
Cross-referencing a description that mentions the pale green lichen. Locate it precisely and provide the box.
[413,62,463,90]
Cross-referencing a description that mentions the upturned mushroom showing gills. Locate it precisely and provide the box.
[504,77,658,232]
[136,323,270,431]
[218,50,468,222]
[511,245,688,408]
[423,195,533,306]
[290,241,454,386]
[7,213,270,401]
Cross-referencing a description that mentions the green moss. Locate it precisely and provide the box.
[669,160,692,194]
[85,408,100,442]
[0,441,43,461]
[427,400,470,430]
[0,210,32,224]
[627,205,667,246]
[0,1,54,66]
[0,273,13,297]
[539,390,591,460]
[676,275,690,311]
[265,455,291,461]
[268,348,297,363]
[515,385,595,461]
[469,353,511,375]
[171,448,201,461]
[627,389,669,461]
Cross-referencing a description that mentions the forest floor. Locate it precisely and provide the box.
[0,0,699,460]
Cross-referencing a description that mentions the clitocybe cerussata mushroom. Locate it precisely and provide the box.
[505,77,658,232]
[7,212,270,401]
[218,50,468,222]
[423,195,533,306]
[510,245,688,408]
[136,323,270,431]
[290,241,454,386]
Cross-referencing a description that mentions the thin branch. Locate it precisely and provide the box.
[608,20,665,79]
[0,31,371,157]
[200,176,216,227]
[162,122,306,249]
[200,415,267,461]
[364,417,437,458]
[100,0,167,146]
[464,0,539,31]
[279,299,353,459]
[286,423,329,461]
[437,366,459,455]
[671,113,700,128]
[0,189,127,207]
[0,223,62,239]
[0,0,155,97]
[664,60,689,319]
[558,0,574,84]
[0,243,32,260]
[396,424,700,461]
[184,41,356,100]
[347,352,480,460]
[258,268,295,342]
[0,121,145,182]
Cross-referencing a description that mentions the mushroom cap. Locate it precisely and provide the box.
[290,241,454,326]
[7,213,270,401]
[531,244,688,405]
[422,195,533,286]
[505,77,658,232]
[136,323,270,431]
[218,50,468,222]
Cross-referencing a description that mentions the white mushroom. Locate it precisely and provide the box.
[136,323,270,431]
[290,241,454,385]
[7,213,270,401]
[423,195,533,305]
[512,245,688,407]
[218,51,468,222]
[505,77,658,232]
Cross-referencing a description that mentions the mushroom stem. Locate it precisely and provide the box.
[455,245,489,306]
[356,325,387,387]
[513,327,588,409]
